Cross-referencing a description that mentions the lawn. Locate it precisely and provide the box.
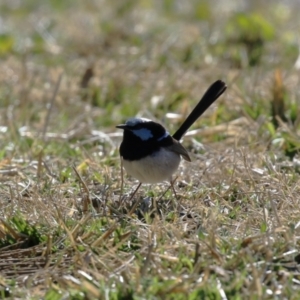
[0,0,300,299]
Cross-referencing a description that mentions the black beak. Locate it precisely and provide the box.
[116,124,127,130]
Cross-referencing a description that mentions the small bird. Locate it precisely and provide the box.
[116,80,227,186]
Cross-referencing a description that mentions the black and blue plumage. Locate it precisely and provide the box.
[117,80,227,184]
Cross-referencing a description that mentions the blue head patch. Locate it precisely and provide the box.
[132,128,153,140]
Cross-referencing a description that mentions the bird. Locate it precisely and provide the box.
[116,80,227,194]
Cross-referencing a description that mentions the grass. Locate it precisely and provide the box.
[0,0,300,299]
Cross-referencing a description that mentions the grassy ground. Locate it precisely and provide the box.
[0,0,300,299]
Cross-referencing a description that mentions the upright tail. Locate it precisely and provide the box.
[172,80,227,141]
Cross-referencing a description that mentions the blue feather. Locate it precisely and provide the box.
[132,128,153,140]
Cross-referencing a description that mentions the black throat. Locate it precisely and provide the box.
[119,130,173,161]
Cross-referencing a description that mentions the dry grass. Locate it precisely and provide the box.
[0,0,300,299]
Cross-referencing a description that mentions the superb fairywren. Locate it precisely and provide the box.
[117,80,227,185]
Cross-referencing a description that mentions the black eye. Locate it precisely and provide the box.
[151,123,167,137]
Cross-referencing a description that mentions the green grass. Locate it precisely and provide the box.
[0,0,300,299]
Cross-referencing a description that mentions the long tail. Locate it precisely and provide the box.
[172,80,227,141]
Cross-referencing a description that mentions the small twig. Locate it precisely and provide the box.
[72,166,90,196]
[193,243,200,266]
[72,165,91,212]
[43,234,53,268]
[269,190,281,227]
[71,213,91,239]
[0,219,25,240]
[42,160,58,179]
[91,221,118,247]
[42,73,63,142]
[54,205,81,256]
[37,150,43,178]
[140,244,153,277]
[18,180,31,196]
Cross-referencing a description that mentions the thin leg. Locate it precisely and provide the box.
[157,184,172,202]
[170,177,184,213]
[129,182,142,201]
[169,177,181,211]
[120,156,141,206]
[170,177,179,200]
[127,182,142,216]
[156,177,178,207]
[119,156,124,204]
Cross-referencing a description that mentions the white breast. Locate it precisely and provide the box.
[122,148,181,183]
